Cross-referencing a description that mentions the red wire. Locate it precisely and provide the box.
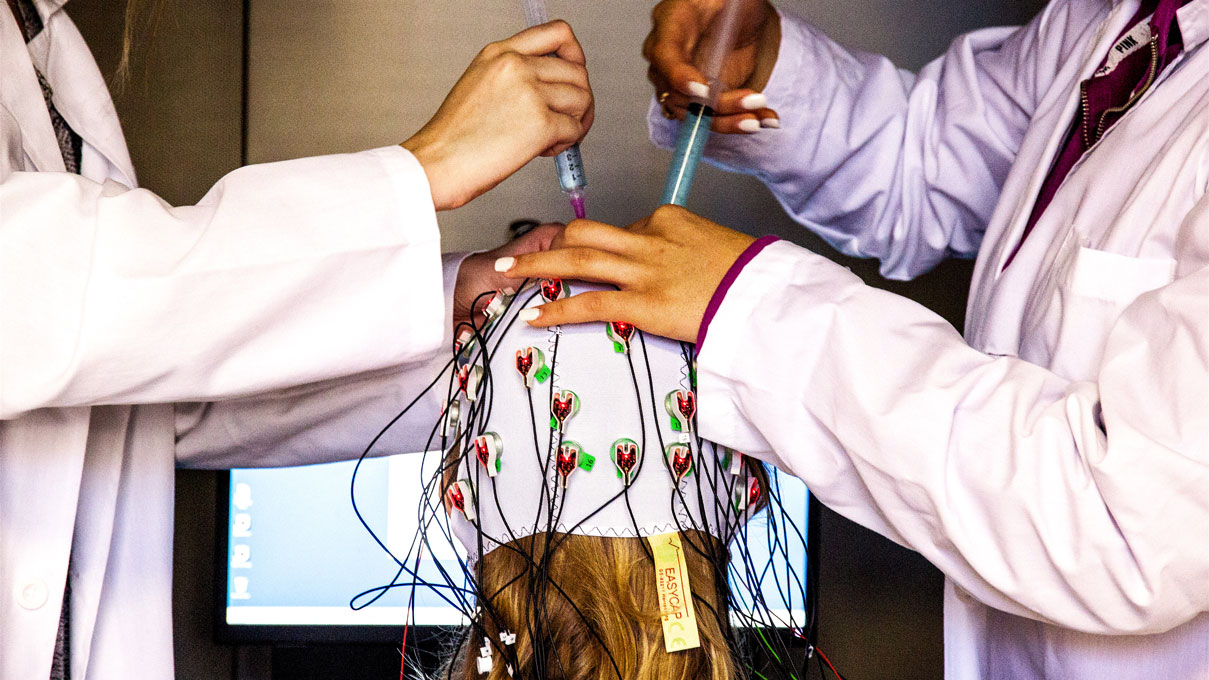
[816,647,845,680]
[399,547,425,680]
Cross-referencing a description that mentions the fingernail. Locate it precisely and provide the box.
[760,117,780,129]
[737,119,760,133]
[518,308,541,322]
[494,257,515,273]
[687,81,710,99]
[740,93,767,110]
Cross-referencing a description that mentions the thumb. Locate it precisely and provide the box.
[646,3,712,98]
[501,223,565,257]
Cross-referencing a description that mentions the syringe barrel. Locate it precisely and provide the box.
[554,144,587,193]
[660,103,713,206]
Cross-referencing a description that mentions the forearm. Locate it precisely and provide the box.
[0,147,442,418]
[174,253,468,468]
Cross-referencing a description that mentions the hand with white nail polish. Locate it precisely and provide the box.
[498,207,755,341]
[453,223,564,335]
[642,0,781,134]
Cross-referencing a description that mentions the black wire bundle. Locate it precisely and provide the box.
[347,279,829,680]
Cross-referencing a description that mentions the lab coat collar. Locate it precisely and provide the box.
[980,0,1206,283]
[25,8,137,186]
[979,1,1137,281]
[1177,0,1209,50]
[1,5,65,172]
[1109,0,1209,50]
[32,0,70,19]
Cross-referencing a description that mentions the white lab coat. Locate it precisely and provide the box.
[1,1,459,678]
[651,0,1209,677]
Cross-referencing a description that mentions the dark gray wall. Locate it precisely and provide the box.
[68,1,1046,678]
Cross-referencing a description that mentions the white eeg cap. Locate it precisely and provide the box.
[446,282,758,561]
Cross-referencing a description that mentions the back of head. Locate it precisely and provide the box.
[450,532,742,680]
[431,280,775,679]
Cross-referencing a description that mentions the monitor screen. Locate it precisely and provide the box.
[217,453,813,643]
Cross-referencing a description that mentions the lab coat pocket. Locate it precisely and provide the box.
[1046,247,1176,381]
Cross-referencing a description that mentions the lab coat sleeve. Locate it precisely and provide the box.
[648,1,1102,279]
[173,253,469,469]
[697,239,1209,635]
[0,146,444,419]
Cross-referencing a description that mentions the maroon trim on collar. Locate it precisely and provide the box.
[696,235,781,350]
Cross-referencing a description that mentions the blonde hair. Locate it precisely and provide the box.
[444,462,770,680]
[115,0,165,85]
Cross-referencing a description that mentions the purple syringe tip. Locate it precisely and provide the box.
[569,191,586,220]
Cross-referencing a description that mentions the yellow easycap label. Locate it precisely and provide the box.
[647,531,701,652]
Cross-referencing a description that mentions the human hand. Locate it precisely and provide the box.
[403,21,594,211]
[644,0,781,133]
[493,206,755,342]
[453,223,565,334]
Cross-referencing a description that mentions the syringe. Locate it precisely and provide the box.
[660,0,743,207]
[521,0,588,219]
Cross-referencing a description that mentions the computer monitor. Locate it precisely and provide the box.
[215,453,817,644]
